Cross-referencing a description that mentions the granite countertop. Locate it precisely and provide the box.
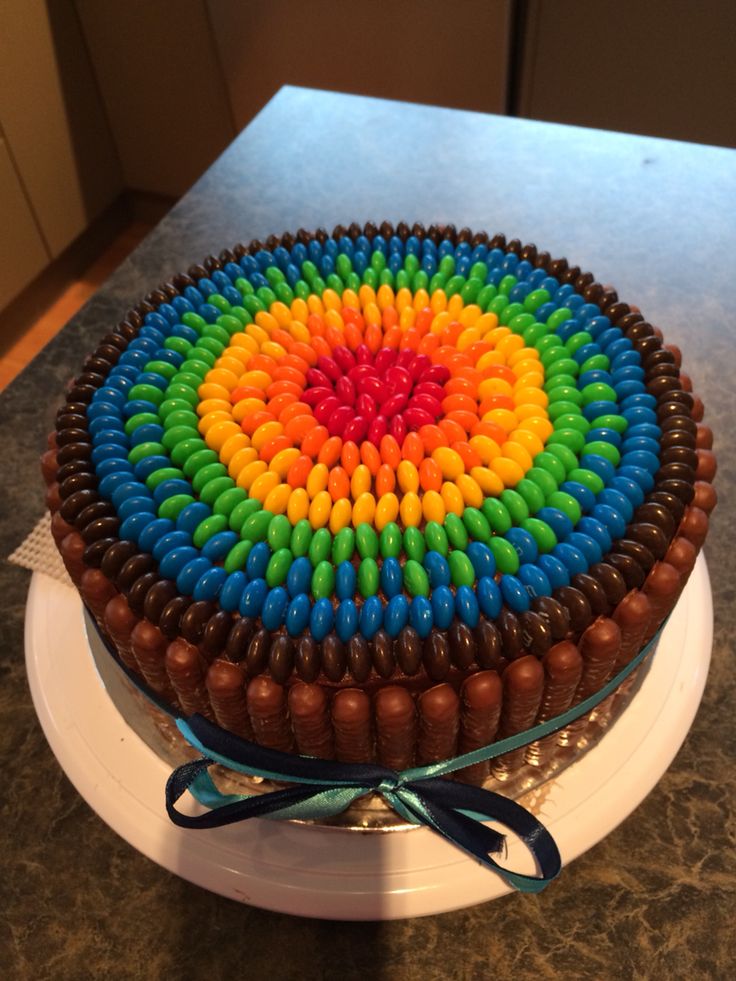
[2,87,734,979]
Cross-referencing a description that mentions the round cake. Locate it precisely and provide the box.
[41,222,717,786]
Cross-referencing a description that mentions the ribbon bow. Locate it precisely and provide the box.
[166,714,561,893]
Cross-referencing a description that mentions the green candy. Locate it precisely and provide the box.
[243,509,273,542]
[460,278,482,304]
[164,336,193,357]
[523,288,551,312]
[128,441,165,466]
[508,312,536,335]
[332,527,356,564]
[489,537,519,575]
[311,559,335,599]
[379,522,402,559]
[462,507,491,543]
[182,448,218,478]
[202,323,230,347]
[145,467,183,491]
[358,557,380,598]
[448,550,475,587]
[207,293,231,313]
[589,413,628,434]
[554,413,590,436]
[429,272,446,293]
[173,372,205,392]
[309,528,332,566]
[500,489,529,525]
[443,513,468,550]
[267,548,293,588]
[546,384,583,405]
[581,382,617,406]
[213,486,247,517]
[546,358,580,380]
[487,294,509,316]
[301,260,318,282]
[162,409,199,431]
[191,462,227,494]
[499,302,525,326]
[275,282,294,304]
[181,311,206,332]
[536,335,563,357]
[425,521,448,556]
[480,498,511,536]
[336,254,352,279]
[128,383,163,407]
[533,451,567,484]
[228,497,261,533]
[585,440,621,465]
[234,277,254,296]
[521,517,557,553]
[243,294,266,316]
[403,526,426,561]
[144,360,177,381]
[526,466,558,497]
[223,539,253,574]
[579,353,610,374]
[356,523,379,560]
[404,254,420,276]
[546,427,586,454]
[265,266,285,286]
[197,336,225,358]
[438,255,455,277]
[362,269,377,290]
[515,477,546,514]
[158,493,195,521]
[412,270,429,292]
[267,514,292,551]
[199,476,235,506]
[568,467,604,494]
[548,400,583,422]
[125,412,160,435]
[498,274,517,296]
[477,284,497,310]
[403,559,430,597]
[171,438,207,467]
[545,443,578,474]
[522,322,548,347]
[444,274,466,297]
[193,514,229,549]
[326,273,344,293]
[290,519,313,557]
[469,261,488,281]
[395,269,411,290]
[164,384,198,407]
[216,314,244,336]
[546,490,582,524]
[346,272,362,293]
[159,397,196,419]
[564,331,592,356]
[371,250,387,273]
[545,307,572,331]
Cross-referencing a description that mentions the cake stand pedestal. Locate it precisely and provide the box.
[25,558,712,920]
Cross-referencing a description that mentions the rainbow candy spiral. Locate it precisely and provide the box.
[88,229,666,646]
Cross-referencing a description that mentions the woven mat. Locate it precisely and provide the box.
[8,513,73,587]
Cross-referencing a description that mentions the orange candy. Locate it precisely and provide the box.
[240,410,275,435]
[442,393,477,415]
[419,457,443,492]
[279,400,310,424]
[283,414,318,442]
[272,365,306,387]
[266,393,297,419]
[438,418,468,444]
[318,436,343,467]
[290,341,318,366]
[327,466,350,502]
[418,424,449,452]
[401,431,425,465]
[445,409,480,434]
[360,440,381,475]
[375,463,396,497]
[379,434,401,468]
[300,424,329,458]
[364,323,382,353]
[287,454,313,489]
[340,440,360,475]
[310,336,332,359]
[452,441,483,471]
[259,434,293,463]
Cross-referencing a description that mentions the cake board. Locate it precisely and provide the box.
[25,558,712,920]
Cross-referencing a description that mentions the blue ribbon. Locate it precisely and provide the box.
[85,606,664,893]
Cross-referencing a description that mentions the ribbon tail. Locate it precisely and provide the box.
[398,779,561,894]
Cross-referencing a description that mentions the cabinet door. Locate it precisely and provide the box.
[0,136,49,313]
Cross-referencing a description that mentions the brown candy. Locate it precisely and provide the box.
[457,671,502,785]
[331,689,373,763]
[448,621,476,669]
[695,449,717,483]
[417,685,459,766]
[525,642,583,767]
[103,593,139,669]
[423,629,451,681]
[130,619,176,699]
[60,532,87,585]
[347,634,372,682]
[165,639,213,718]
[612,590,651,671]
[225,617,255,663]
[246,676,293,752]
[574,617,622,702]
[474,617,504,671]
[50,510,75,546]
[678,506,709,550]
[40,448,58,485]
[692,480,717,515]
[642,562,681,642]
[371,630,396,679]
[396,626,421,675]
[206,659,252,738]
[295,635,320,682]
[492,656,544,778]
[268,634,294,684]
[142,579,178,625]
[79,568,116,623]
[288,684,334,759]
[321,634,346,682]
[374,686,417,770]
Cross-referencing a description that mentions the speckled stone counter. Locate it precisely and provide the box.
[2,87,734,979]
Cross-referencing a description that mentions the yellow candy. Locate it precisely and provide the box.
[514,403,547,423]
[483,408,518,433]
[239,369,271,390]
[288,320,311,344]
[440,481,465,517]
[350,463,372,499]
[287,487,310,524]
[322,288,342,311]
[399,306,416,330]
[198,381,231,403]
[507,346,539,368]
[376,284,395,311]
[475,312,499,336]
[290,298,309,323]
[352,491,376,527]
[475,349,505,370]
[484,326,511,349]
[432,446,465,480]
[508,429,545,459]
[399,491,422,527]
[468,434,502,463]
[458,304,482,327]
[509,356,541,377]
[232,397,265,423]
[236,459,267,490]
[198,410,231,435]
[519,415,554,442]
[395,287,413,313]
[249,470,281,504]
[306,462,329,498]
[204,420,241,451]
[363,301,381,327]
[514,386,548,409]
[228,446,258,480]
[222,346,251,367]
[397,460,419,494]
[230,333,258,355]
[219,432,251,465]
[269,447,301,478]
[251,420,283,451]
[412,288,429,311]
[496,334,525,360]
[358,284,376,309]
[269,301,292,328]
[375,492,399,531]
[490,456,524,487]
[213,357,245,377]
[470,465,505,497]
[324,308,345,332]
[261,341,286,361]
[422,489,446,524]
[478,377,513,399]
[341,288,360,310]
[502,441,533,471]
[329,497,352,533]
[264,482,292,515]
[254,311,279,334]
[456,473,483,508]
[430,310,451,335]
[446,294,464,320]
[430,289,447,315]
[456,327,481,351]
[307,294,324,316]
[513,370,545,391]
[244,323,269,346]
[308,490,332,528]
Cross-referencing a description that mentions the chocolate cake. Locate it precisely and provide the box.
[41,223,716,785]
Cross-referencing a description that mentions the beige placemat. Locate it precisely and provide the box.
[8,513,73,586]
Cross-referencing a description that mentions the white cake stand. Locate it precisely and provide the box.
[25,559,712,920]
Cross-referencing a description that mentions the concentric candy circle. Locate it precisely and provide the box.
[84,229,670,645]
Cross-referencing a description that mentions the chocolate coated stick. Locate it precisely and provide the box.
[207,659,252,738]
[288,683,334,758]
[331,689,373,763]
[457,671,502,785]
[375,686,417,770]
